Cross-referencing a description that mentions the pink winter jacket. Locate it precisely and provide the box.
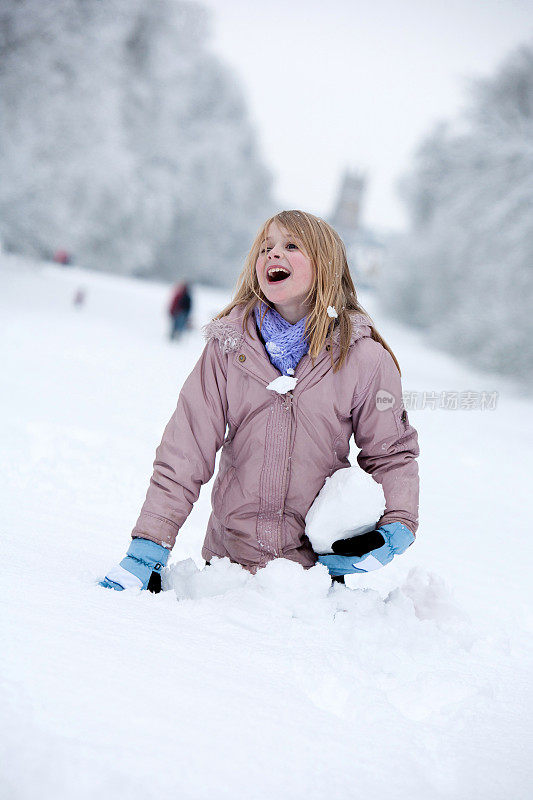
[132,305,420,571]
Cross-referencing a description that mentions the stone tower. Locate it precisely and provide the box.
[331,170,366,234]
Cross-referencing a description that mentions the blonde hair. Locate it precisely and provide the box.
[216,210,400,374]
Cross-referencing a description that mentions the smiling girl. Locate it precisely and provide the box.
[100,211,419,591]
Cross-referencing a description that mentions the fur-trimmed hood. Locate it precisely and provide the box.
[202,314,245,355]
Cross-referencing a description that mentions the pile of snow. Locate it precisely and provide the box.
[165,554,471,628]
[165,555,474,649]
[166,556,332,618]
[306,466,385,553]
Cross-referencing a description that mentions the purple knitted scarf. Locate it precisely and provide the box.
[254,303,309,375]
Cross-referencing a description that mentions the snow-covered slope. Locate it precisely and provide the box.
[1,256,532,799]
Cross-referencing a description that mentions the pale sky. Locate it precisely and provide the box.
[202,0,532,232]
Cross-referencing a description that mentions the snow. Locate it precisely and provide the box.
[265,339,283,354]
[327,305,338,318]
[1,254,533,799]
[306,466,386,553]
[266,375,298,394]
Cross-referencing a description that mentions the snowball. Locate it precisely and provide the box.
[327,306,338,318]
[266,375,297,394]
[305,466,385,553]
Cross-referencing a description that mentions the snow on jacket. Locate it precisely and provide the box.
[132,305,420,571]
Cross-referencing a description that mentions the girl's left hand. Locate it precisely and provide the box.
[317,522,414,577]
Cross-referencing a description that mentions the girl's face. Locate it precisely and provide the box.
[255,221,314,323]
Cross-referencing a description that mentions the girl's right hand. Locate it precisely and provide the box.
[99,538,169,592]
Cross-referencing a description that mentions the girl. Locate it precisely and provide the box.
[100,211,419,591]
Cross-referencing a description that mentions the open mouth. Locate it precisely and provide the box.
[266,266,291,283]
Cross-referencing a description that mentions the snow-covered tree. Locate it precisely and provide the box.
[380,42,533,382]
[0,0,273,284]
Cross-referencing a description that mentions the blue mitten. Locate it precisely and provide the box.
[317,522,414,577]
[99,538,169,591]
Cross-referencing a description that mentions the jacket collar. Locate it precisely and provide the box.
[203,305,373,386]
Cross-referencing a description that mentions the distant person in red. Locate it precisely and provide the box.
[53,249,72,265]
[168,282,192,340]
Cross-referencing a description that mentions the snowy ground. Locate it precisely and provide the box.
[1,255,532,799]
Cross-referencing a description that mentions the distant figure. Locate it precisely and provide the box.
[168,282,192,340]
[73,288,86,308]
[54,249,72,266]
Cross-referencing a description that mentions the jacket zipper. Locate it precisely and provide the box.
[277,390,293,555]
